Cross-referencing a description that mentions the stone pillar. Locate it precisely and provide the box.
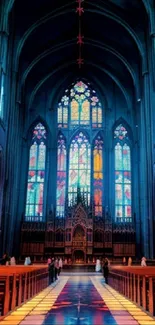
[2,70,22,255]
[0,20,9,255]
[149,34,155,257]
[139,71,154,258]
[133,120,141,257]
[151,34,155,90]
[144,72,154,258]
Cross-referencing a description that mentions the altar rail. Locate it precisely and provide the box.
[0,265,48,317]
[109,266,155,316]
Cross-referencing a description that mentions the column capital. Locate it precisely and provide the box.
[142,70,149,77]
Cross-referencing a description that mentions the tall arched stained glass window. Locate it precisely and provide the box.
[58,95,69,128]
[114,124,132,222]
[56,134,67,217]
[68,132,91,206]
[56,80,103,218]
[91,96,102,128]
[25,123,46,222]
[93,135,103,216]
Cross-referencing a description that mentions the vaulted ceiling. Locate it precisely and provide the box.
[6,0,151,110]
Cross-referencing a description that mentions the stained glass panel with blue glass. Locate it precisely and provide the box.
[68,132,91,206]
[56,134,66,217]
[25,123,46,221]
[114,124,131,222]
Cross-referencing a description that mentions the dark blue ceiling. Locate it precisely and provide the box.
[9,0,148,108]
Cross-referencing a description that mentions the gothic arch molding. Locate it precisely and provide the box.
[25,116,50,147]
[112,117,134,145]
[12,3,146,73]
[28,61,131,112]
[20,39,137,94]
[14,6,74,71]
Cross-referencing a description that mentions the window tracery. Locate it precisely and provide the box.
[25,123,46,221]
[114,124,132,222]
[57,81,103,218]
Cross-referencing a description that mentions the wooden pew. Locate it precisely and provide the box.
[0,265,48,317]
[108,266,155,316]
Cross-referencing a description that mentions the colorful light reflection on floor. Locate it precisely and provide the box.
[0,275,155,325]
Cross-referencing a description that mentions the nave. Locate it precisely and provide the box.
[0,275,155,325]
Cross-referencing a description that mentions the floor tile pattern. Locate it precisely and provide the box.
[0,275,155,325]
[0,277,69,325]
[91,276,155,325]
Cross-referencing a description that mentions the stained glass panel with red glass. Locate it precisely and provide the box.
[25,123,46,222]
[56,134,66,217]
[93,135,103,216]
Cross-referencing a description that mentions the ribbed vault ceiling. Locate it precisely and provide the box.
[6,0,150,109]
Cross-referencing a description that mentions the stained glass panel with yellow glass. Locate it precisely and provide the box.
[93,135,103,216]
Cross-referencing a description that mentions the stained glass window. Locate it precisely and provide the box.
[68,132,91,206]
[58,95,69,128]
[0,72,4,118]
[114,124,131,222]
[93,135,103,216]
[70,82,90,125]
[56,80,103,218]
[91,96,102,128]
[56,134,67,217]
[57,81,102,127]
[25,123,46,221]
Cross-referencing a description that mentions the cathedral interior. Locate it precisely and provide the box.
[0,0,155,263]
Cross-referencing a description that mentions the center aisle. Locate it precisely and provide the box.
[44,275,117,325]
[1,275,155,325]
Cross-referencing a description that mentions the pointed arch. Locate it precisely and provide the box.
[68,131,91,206]
[56,133,67,218]
[114,122,132,222]
[25,116,50,142]
[112,117,133,143]
[93,133,103,216]
[25,122,47,221]
[56,80,104,216]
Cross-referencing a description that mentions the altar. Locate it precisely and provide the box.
[63,263,96,272]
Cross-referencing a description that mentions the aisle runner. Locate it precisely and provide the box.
[39,275,117,325]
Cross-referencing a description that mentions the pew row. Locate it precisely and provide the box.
[0,265,48,317]
[108,266,155,316]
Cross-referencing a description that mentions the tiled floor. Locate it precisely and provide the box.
[0,275,155,325]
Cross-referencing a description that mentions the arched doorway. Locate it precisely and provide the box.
[73,250,85,263]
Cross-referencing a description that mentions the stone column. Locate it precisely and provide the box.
[151,34,155,90]
[2,70,20,255]
[139,71,154,258]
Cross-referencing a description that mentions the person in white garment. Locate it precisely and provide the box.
[128,257,132,266]
[24,257,29,265]
[58,257,63,275]
[24,256,32,265]
[95,258,101,272]
[141,257,147,267]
